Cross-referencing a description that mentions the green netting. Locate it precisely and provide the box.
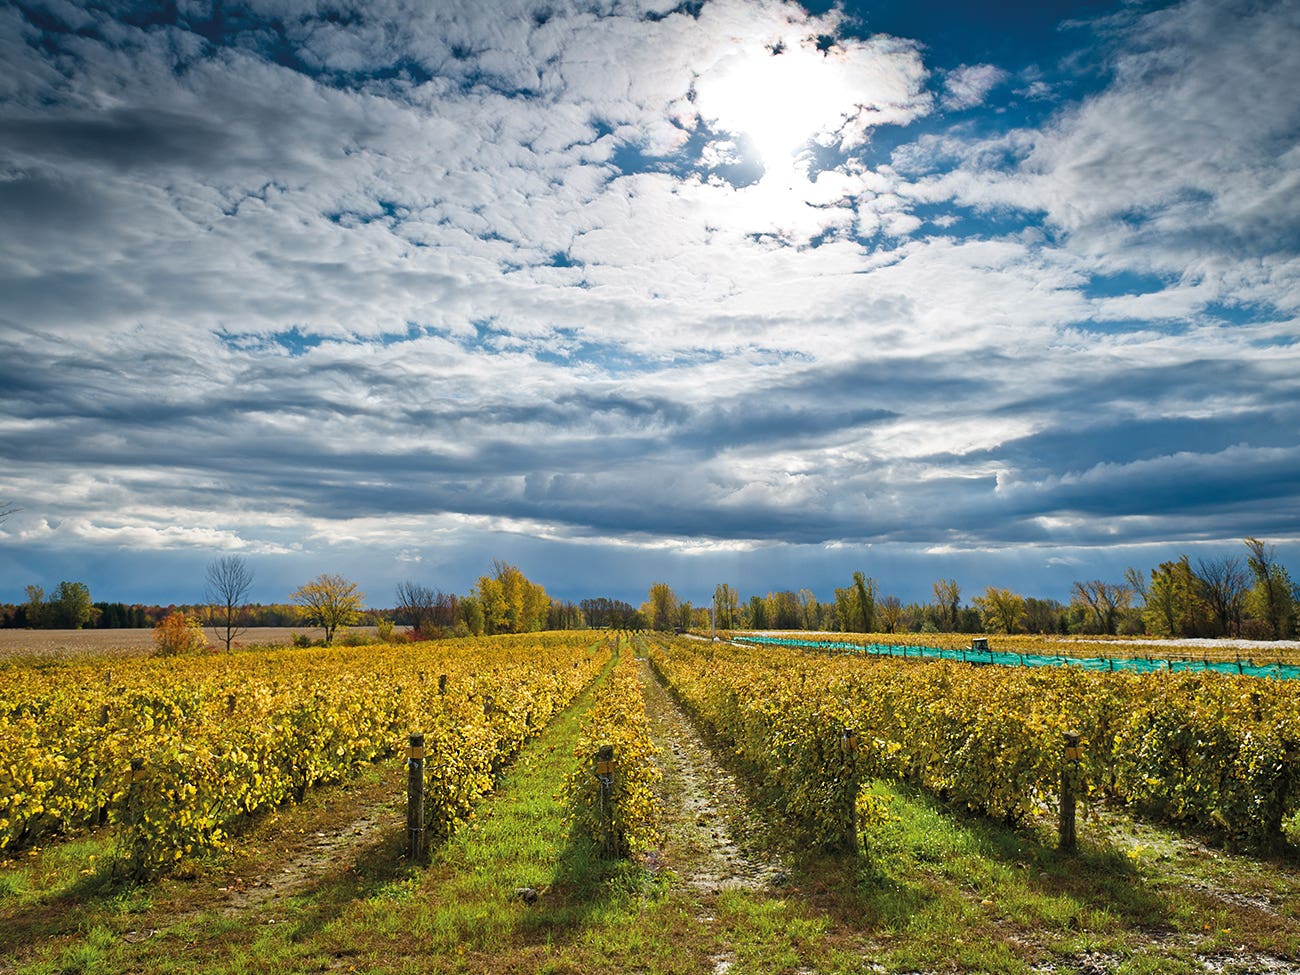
[732,635,1300,681]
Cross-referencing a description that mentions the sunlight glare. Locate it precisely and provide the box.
[696,43,859,182]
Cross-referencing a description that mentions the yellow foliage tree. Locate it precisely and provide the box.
[291,573,364,645]
[474,561,548,634]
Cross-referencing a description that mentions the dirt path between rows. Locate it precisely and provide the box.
[638,657,786,894]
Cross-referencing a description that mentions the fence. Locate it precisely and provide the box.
[732,635,1300,681]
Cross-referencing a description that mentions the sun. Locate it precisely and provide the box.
[694,42,859,182]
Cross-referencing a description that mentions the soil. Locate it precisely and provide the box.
[638,657,786,893]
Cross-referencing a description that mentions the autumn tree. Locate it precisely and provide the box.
[713,584,739,629]
[205,555,253,652]
[291,573,364,645]
[154,611,209,656]
[764,590,802,630]
[973,587,1026,634]
[646,582,679,631]
[474,561,548,634]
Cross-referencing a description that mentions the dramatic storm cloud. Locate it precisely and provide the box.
[0,0,1297,604]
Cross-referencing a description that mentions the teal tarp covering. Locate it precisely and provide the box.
[732,635,1300,681]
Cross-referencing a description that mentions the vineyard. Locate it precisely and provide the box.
[0,632,606,876]
[651,636,1300,849]
[1,631,1298,974]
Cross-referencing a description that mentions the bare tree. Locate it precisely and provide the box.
[0,500,17,524]
[877,594,903,633]
[1123,566,1149,607]
[932,578,961,632]
[1071,580,1132,635]
[396,582,459,637]
[396,581,436,632]
[206,555,254,652]
[1195,556,1249,637]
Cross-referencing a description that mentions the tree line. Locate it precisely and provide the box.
[692,537,1296,640]
[3,536,1295,645]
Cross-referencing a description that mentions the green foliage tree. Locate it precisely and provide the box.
[1143,558,1211,637]
[797,589,820,630]
[1023,597,1065,634]
[833,571,876,632]
[23,585,48,628]
[460,595,485,636]
[1244,537,1296,639]
[49,581,96,629]
[291,573,364,645]
[852,571,876,632]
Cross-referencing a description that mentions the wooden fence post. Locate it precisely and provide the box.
[594,744,616,857]
[91,703,110,827]
[1060,730,1081,853]
[841,727,861,854]
[407,733,426,863]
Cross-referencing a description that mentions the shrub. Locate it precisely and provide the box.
[152,612,209,656]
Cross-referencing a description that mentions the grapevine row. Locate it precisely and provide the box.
[565,637,662,857]
[650,637,1300,850]
[0,633,607,876]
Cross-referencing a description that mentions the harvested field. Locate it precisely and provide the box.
[0,626,381,662]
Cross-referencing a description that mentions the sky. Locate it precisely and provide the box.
[1,0,1298,610]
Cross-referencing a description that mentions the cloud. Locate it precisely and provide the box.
[1,0,1298,606]
[941,63,1006,110]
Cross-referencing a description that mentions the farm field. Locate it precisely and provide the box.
[0,626,381,662]
[1,633,1297,974]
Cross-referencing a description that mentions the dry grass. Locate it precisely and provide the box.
[0,626,380,662]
